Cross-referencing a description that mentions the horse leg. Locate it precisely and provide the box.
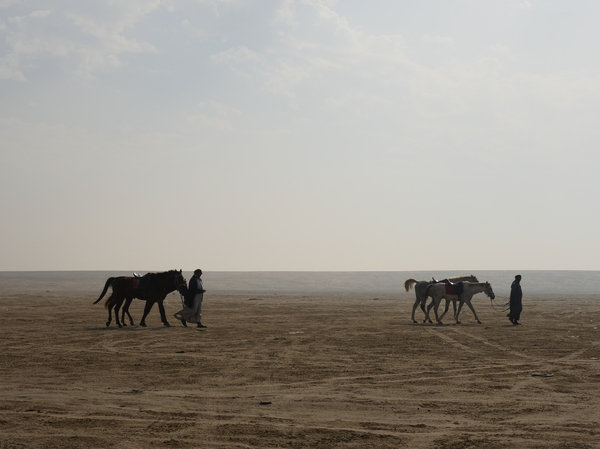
[157,299,170,327]
[411,296,423,323]
[106,304,113,328]
[119,298,127,326]
[114,300,123,328]
[125,308,134,326]
[102,293,115,327]
[121,297,134,326]
[415,297,433,324]
[139,300,155,327]
[424,301,433,324]
[422,296,433,323]
[426,297,441,324]
[455,299,464,324]
[411,294,427,323]
[433,300,443,324]
[105,301,113,328]
[438,298,451,323]
[462,298,481,324]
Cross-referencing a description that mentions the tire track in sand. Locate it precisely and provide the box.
[447,327,529,359]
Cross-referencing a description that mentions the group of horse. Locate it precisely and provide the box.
[93,271,495,328]
[93,270,188,328]
[404,275,495,325]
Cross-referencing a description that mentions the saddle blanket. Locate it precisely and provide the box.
[444,282,464,296]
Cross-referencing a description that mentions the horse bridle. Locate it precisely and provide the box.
[484,282,494,298]
[174,273,186,288]
[173,273,187,306]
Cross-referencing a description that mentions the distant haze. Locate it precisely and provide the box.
[1,2,599,271]
[2,271,598,297]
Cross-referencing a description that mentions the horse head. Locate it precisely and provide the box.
[470,275,479,282]
[172,269,188,295]
[484,281,495,299]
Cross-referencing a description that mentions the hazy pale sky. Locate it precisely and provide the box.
[1,0,599,271]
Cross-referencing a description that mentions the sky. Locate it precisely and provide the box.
[1,0,599,271]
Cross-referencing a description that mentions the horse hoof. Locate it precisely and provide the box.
[164,322,171,327]
[477,321,482,324]
[139,322,147,327]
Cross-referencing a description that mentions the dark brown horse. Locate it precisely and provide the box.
[93,270,187,328]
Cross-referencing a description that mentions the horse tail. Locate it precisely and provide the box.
[404,278,418,292]
[93,277,115,304]
[103,293,116,309]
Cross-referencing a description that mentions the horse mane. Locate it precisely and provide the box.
[448,275,478,282]
[158,269,182,276]
[146,269,182,281]
[447,275,466,281]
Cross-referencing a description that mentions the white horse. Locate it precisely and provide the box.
[424,281,495,325]
[404,275,478,323]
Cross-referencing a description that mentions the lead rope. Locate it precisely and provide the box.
[490,296,510,312]
[178,280,186,308]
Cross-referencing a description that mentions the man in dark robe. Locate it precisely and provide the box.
[507,274,523,325]
[174,269,206,328]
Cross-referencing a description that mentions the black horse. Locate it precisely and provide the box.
[93,270,187,328]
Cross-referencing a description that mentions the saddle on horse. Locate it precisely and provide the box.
[432,278,464,296]
[132,272,155,290]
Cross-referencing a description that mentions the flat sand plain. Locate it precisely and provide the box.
[1,286,600,448]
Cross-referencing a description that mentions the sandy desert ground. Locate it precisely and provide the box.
[1,285,600,448]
